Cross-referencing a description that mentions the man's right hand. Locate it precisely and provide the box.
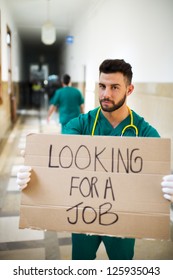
[16,166,32,190]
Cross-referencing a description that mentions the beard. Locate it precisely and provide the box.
[99,94,126,112]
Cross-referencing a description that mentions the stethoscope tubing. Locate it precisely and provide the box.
[92,106,138,136]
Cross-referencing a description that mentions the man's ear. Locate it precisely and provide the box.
[127,84,134,96]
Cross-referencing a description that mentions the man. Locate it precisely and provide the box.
[47,74,84,133]
[17,59,173,259]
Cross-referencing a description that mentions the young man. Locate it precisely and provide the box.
[47,74,84,133]
[17,59,173,259]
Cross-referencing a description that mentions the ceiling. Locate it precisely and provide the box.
[6,0,96,48]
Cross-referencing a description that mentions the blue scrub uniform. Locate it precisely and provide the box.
[63,107,160,260]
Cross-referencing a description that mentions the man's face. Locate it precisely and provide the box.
[98,72,133,112]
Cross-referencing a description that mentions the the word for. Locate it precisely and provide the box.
[69,176,115,200]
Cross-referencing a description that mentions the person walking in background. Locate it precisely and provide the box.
[47,74,84,133]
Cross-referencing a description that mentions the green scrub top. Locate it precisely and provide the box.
[50,86,84,125]
[64,106,160,260]
[63,106,160,137]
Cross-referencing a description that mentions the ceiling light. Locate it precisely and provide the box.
[41,0,56,45]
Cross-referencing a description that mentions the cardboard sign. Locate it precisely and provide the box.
[19,134,171,240]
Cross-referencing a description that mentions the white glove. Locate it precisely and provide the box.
[161,174,173,202]
[16,165,32,190]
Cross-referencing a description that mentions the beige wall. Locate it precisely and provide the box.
[127,83,173,137]
[72,82,86,99]
[0,81,19,147]
[0,82,11,145]
[0,0,21,147]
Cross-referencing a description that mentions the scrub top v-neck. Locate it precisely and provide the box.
[63,106,160,138]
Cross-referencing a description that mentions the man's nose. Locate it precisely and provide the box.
[103,87,111,98]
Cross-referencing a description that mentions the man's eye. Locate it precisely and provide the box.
[99,84,105,89]
[112,86,117,90]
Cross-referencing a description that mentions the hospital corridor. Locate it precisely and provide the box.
[0,0,173,260]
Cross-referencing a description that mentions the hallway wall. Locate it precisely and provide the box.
[0,0,22,81]
[0,82,10,144]
[0,0,23,145]
[60,0,173,108]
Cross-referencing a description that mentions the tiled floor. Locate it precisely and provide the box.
[0,108,173,260]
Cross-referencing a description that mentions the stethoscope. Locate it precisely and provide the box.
[91,106,138,136]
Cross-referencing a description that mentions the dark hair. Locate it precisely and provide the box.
[99,59,133,85]
[63,74,71,85]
